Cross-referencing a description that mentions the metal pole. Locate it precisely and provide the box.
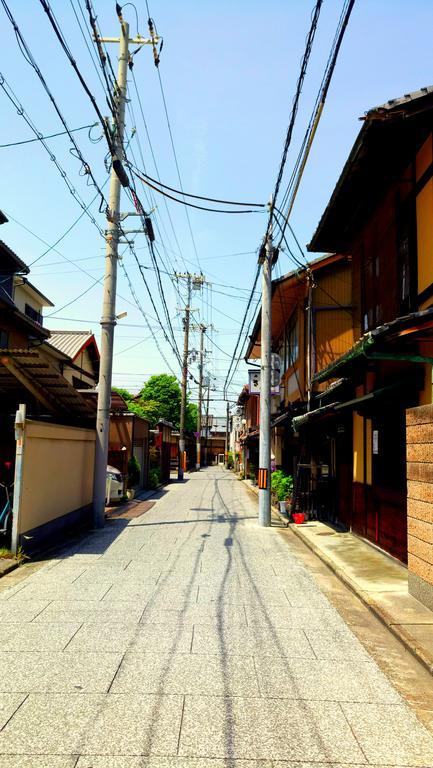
[224,400,229,467]
[204,381,210,465]
[178,277,191,480]
[196,325,204,469]
[258,228,272,526]
[93,19,129,528]
[11,403,26,555]
[306,271,313,412]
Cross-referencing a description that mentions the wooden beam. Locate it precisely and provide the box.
[1,357,61,415]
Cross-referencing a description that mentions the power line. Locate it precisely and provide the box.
[130,168,265,208]
[0,122,97,148]
[131,168,264,214]
[0,74,105,237]
[37,0,116,156]
[276,0,356,246]
[223,265,262,397]
[267,0,323,230]
[2,0,110,213]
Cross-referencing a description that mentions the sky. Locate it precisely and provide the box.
[1,0,433,416]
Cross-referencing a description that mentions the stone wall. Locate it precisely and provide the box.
[406,403,433,610]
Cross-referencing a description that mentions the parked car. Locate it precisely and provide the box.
[106,465,124,503]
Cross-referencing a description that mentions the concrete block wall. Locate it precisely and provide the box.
[407,403,433,610]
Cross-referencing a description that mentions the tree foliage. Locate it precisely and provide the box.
[113,375,197,431]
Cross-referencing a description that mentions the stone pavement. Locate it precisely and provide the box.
[286,517,433,674]
[0,468,432,766]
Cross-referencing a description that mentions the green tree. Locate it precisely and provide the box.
[137,374,181,427]
[114,377,198,431]
[185,401,198,432]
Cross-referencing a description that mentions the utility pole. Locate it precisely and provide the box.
[175,273,206,479]
[258,224,273,527]
[196,324,205,470]
[92,12,159,527]
[306,270,314,412]
[204,379,210,466]
[178,276,192,481]
[225,400,230,467]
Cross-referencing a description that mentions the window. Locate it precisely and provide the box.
[284,319,299,369]
[25,303,42,325]
[0,330,8,348]
[0,275,13,298]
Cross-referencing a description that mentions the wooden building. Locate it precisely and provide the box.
[306,86,433,564]
[245,252,356,489]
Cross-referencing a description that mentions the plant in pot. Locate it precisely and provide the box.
[249,465,257,485]
[271,470,293,517]
[126,455,141,499]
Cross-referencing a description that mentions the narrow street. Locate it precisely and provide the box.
[0,467,433,766]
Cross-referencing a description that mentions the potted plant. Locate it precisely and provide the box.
[249,465,257,485]
[271,470,293,517]
[126,455,141,499]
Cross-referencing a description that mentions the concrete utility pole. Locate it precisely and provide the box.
[196,324,205,470]
[306,270,314,412]
[225,400,230,467]
[92,13,159,527]
[204,379,210,466]
[175,273,206,479]
[258,225,273,527]
[178,276,192,481]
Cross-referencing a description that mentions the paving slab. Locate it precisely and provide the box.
[341,701,433,765]
[34,600,145,624]
[2,467,432,765]
[191,623,315,658]
[179,695,366,762]
[67,621,193,654]
[0,622,81,651]
[0,651,122,693]
[254,654,400,703]
[0,758,77,767]
[111,651,259,696]
[0,693,183,755]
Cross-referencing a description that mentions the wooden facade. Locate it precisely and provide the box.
[307,88,433,563]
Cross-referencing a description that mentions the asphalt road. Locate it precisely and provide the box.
[0,466,432,767]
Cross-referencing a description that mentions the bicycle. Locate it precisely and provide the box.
[0,482,13,535]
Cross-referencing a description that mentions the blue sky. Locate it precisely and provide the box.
[1,0,433,414]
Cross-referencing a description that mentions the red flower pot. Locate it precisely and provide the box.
[292,512,305,525]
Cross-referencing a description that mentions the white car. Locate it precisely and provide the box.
[106,465,124,503]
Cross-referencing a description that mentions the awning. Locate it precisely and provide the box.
[292,402,340,430]
[0,349,95,420]
[293,380,409,430]
[313,308,433,383]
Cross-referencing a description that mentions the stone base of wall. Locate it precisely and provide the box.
[409,571,433,612]
[19,503,92,555]
[407,404,433,610]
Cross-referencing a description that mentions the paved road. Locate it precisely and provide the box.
[0,467,432,767]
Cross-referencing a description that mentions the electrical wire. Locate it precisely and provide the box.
[276,0,356,246]
[0,73,105,237]
[267,0,323,231]
[0,122,97,148]
[37,0,117,157]
[130,168,264,214]
[222,265,262,398]
[2,0,110,213]
[130,168,265,208]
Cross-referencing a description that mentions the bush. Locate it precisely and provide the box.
[149,446,159,469]
[127,455,141,489]
[227,451,234,469]
[271,470,293,501]
[249,464,257,484]
[148,467,161,489]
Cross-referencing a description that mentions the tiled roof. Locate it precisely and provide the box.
[48,330,97,361]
